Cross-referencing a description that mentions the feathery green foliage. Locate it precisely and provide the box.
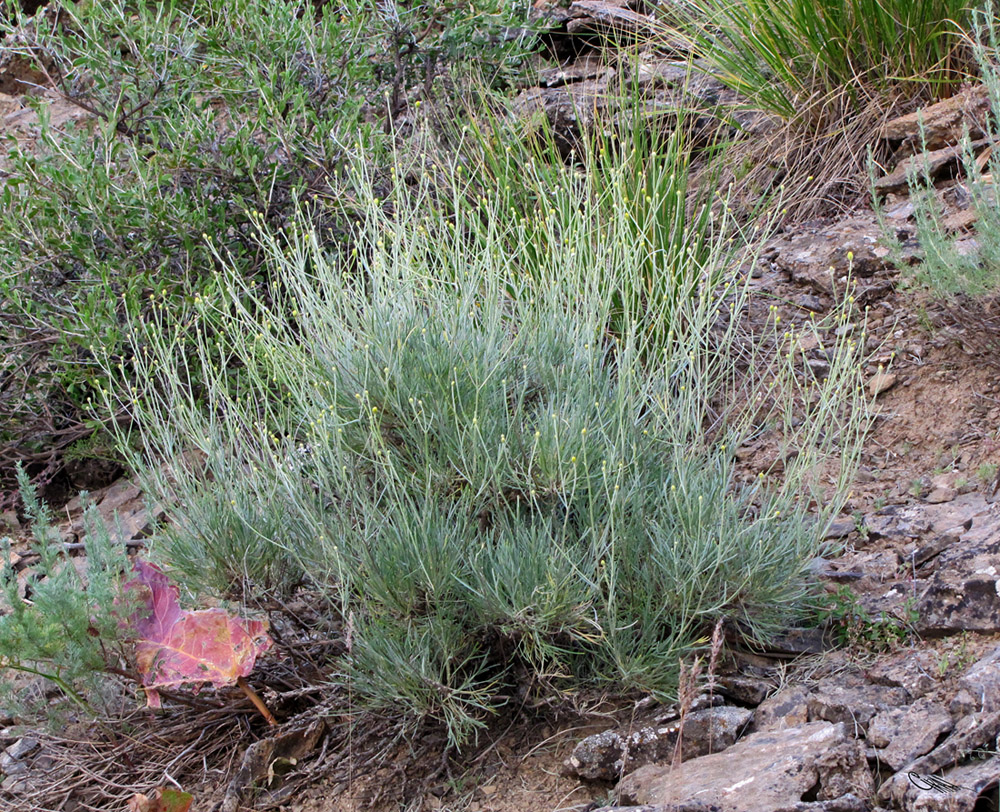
[0,467,130,719]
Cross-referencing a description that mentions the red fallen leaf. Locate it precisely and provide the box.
[127,561,272,711]
[127,787,193,812]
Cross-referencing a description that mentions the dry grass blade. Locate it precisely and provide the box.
[1,707,249,812]
[708,89,916,222]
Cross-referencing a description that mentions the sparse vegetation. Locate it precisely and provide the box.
[819,586,919,652]
[876,4,1000,363]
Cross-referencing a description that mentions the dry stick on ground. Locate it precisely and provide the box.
[237,676,278,726]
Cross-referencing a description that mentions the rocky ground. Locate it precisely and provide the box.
[4,1,1000,810]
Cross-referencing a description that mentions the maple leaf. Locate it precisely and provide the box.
[126,561,273,714]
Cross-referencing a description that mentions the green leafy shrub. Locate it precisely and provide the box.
[0,0,536,494]
[99,113,870,744]
[819,586,918,651]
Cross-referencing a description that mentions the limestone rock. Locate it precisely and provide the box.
[616,721,873,812]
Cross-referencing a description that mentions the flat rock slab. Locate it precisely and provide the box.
[564,705,752,781]
[879,710,1000,808]
[867,698,954,771]
[807,676,911,733]
[767,215,891,296]
[916,534,1000,634]
[617,721,873,812]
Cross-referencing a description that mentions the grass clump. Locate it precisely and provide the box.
[671,0,978,218]
[98,112,870,745]
[679,0,974,123]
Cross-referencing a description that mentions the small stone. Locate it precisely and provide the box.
[824,518,857,540]
[868,372,898,397]
[4,737,39,760]
[796,294,825,311]
[925,487,957,504]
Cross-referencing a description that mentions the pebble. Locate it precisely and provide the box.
[868,372,898,397]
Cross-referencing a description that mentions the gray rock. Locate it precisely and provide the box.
[912,531,962,569]
[954,645,1000,714]
[863,649,938,699]
[563,705,752,781]
[616,721,873,812]
[807,675,911,733]
[864,506,932,541]
[923,493,996,536]
[823,519,857,540]
[867,698,954,770]
[3,736,38,760]
[915,536,1000,634]
[754,686,810,733]
[878,710,1000,807]
[716,675,774,706]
